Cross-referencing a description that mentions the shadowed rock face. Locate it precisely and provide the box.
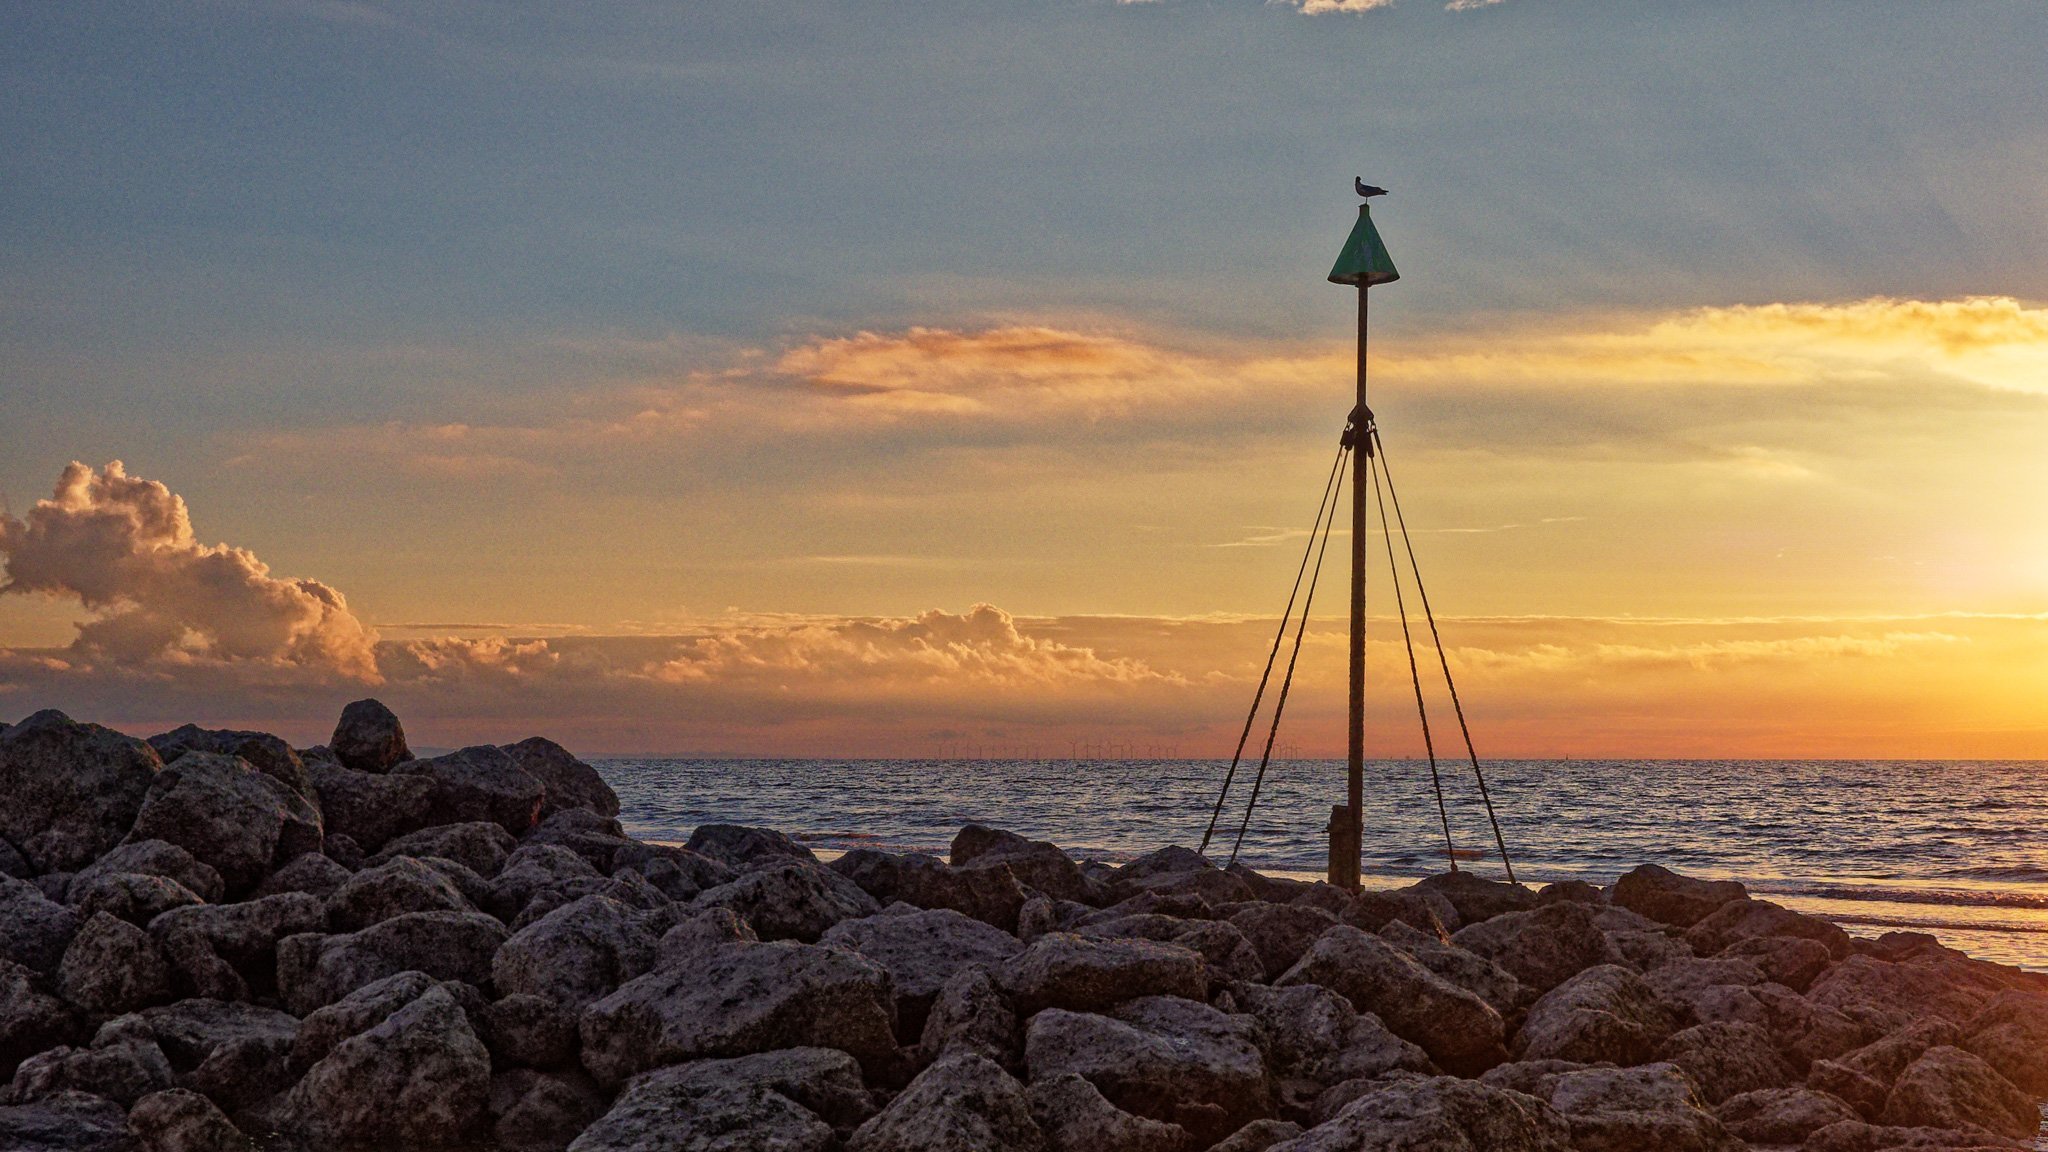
[128,751,323,896]
[329,698,410,775]
[0,711,162,873]
[1278,924,1506,1077]
[847,1052,1045,1152]
[1612,863,1747,928]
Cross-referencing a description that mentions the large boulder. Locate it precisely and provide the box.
[921,965,1021,1069]
[1686,899,1853,964]
[1516,964,1680,1065]
[1277,924,1506,1076]
[486,1067,606,1152]
[1960,989,2048,1094]
[830,849,1029,932]
[1452,901,1624,995]
[692,860,882,943]
[324,855,480,930]
[1714,1086,1861,1145]
[128,1087,256,1152]
[1228,902,1338,983]
[328,698,410,774]
[479,993,580,1071]
[493,895,659,1010]
[276,910,509,1014]
[999,933,1207,1017]
[1685,980,1868,1072]
[1,961,83,1082]
[685,824,817,869]
[1265,1074,1573,1152]
[1411,871,1540,925]
[1658,1021,1798,1104]
[126,998,298,1113]
[490,844,607,921]
[1807,956,1997,1034]
[65,872,202,928]
[1027,1071,1189,1152]
[1379,920,1522,1017]
[75,841,223,905]
[391,745,546,835]
[306,759,435,853]
[847,1051,1045,1152]
[0,1090,138,1152]
[290,972,440,1072]
[500,737,619,820]
[579,937,899,1087]
[1721,934,1834,992]
[148,893,324,1003]
[1879,1045,2038,1141]
[821,906,1024,1039]
[1234,982,1431,1117]
[286,982,492,1149]
[127,752,321,894]
[952,826,1093,904]
[1611,865,1746,928]
[1025,996,1270,1145]
[57,914,171,1017]
[370,822,518,879]
[1505,1061,1742,1152]
[0,710,163,873]
[5,1037,174,1108]
[146,726,314,807]
[568,1052,861,1152]
[0,879,81,977]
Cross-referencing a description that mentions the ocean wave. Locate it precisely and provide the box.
[1755,882,2048,910]
[1937,863,2048,882]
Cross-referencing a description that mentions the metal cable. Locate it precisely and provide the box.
[1369,449,1459,874]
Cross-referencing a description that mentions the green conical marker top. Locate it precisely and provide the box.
[1328,204,1400,287]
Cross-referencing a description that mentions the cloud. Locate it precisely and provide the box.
[1274,0,1398,12]
[0,462,380,680]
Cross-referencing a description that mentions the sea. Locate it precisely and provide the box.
[594,756,2048,971]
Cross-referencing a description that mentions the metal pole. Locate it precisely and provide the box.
[1329,215,1370,892]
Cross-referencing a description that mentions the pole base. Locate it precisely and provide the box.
[1327,804,1361,891]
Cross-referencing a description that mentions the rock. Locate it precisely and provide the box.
[607,841,732,902]
[75,842,223,905]
[1227,903,1337,982]
[1412,871,1540,925]
[371,822,518,879]
[952,826,1094,904]
[129,999,298,1083]
[276,910,509,1014]
[1608,927,1697,972]
[1265,1074,1572,1152]
[1166,921,1265,985]
[1800,1117,2032,1152]
[1210,1118,1304,1151]
[67,873,202,927]
[1277,924,1506,1076]
[127,752,321,894]
[6,1039,173,1107]
[1961,988,2048,1094]
[128,1087,256,1152]
[491,843,607,921]
[501,737,620,821]
[320,833,363,870]
[290,971,441,1071]
[1233,982,1431,1114]
[1538,880,1606,906]
[1659,1021,1798,1104]
[1024,996,1270,1145]
[494,895,659,1010]
[148,893,324,1003]
[1379,920,1523,1017]
[1516,964,1679,1065]
[1807,956,1997,1033]
[1879,1045,2038,1140]
[1,961,83,1081]
[306,759,435,852]
[579,937,899,1087]
[0,710,163,873]
[249,852,351,900]
[921,965,1021,1068]
[1452,901,1625,995]
[1075,893,1213,928]
[1028,1071,1191,1152]
[1514,1062,1742,1152]
[0,837,23,880]
[1808,1057,1893,1118]
[823,906,1024,1039]
[1685,898,1852,960]
[654,908,759,968]
[286,983,492,1149]
[693,859,882,943]
[685,823,818,869]
[0,1090,138,1152]
[1611,865,1747,928]
[489,1067,607,1152]
[324,854,480,930]
[569,1049,869,1152]
[391,745,546,835]
[58,914,171,1016]
[1722,934,1835,992]
[1342,886,1461,935]
[830,849,1029,932]
[0,879,82,977]
[328,699,410,774]
[1643,955,1771,1018]
[146,726,314,807]
[1715,1086,1861,1144]
[847,1051,1045,1152]
[1000,933,1208,1017]
[481,993,580,1070]
[1688,981,1869,1072]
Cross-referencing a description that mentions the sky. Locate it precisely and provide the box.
[2,1,2046,759]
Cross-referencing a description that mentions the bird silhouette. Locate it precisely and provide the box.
[1355,179,1388,198]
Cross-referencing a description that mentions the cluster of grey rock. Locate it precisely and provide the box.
[2,701,2044,1152]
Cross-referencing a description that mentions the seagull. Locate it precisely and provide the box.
[1355,179,1388,198]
